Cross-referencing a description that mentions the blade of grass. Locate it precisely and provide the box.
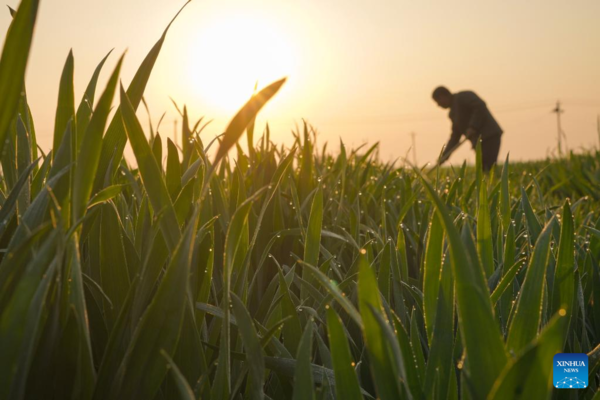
[231,293,265,400]
[212,199,256,400]
[477,178,494,277]
[419,174,507,399]
[500,154,511,229]
[111,209,199,399]
[161,350,196,400]
[521,187,542,244]
[119,85,181,251]
[99,203,131,327]
[302,261,362,327]
[423,213,443,342]
[489,312,566,400]
[506,220,553,355]
[392,314,423,398]
[358,254,403,400]
[551,201,574,335]
[76,49,113,140]
[212,78,286,166]
[0,157,39,237]
[71,54,124,223]
[87,184,126,209]
[0,0,40,157]
[326,308,362,400]
[292,322,315,400]
[367,304,412,399]
[166,138,181,199]
[490,259,525,305]
[0,232,59,400]
[93,2,190,191]
[52,50,75,157]
[423,257,454,400]
[65,235,96,400]
[302,187,323,301]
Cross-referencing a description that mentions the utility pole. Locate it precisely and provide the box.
[410,132,417,164]
[552,101,565,156]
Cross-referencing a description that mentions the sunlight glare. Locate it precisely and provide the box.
[187,14,297,113]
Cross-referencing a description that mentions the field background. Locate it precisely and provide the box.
[1,1,600,400]
[2,0,600,164]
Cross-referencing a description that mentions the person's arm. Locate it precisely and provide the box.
[440,126,461,162]
[461,91,487,131]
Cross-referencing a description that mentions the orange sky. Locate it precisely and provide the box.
[1,0,599,165]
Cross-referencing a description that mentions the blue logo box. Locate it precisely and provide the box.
[553,353,588,389]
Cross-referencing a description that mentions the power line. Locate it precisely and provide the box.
[305,101,559,126]
[502,112,549,130]
[494,103,554,113]
[563,103,600,108]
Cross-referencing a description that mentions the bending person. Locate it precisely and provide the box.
[432,86,503,171]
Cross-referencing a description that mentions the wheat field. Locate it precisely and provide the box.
[1,1,600,399]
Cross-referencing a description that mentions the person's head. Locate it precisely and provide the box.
[432,86,453,109]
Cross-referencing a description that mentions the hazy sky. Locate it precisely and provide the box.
[2,0,599,165]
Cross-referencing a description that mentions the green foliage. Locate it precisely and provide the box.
[326,307,362,400]
[2,2,600,399]
[0,0,39,157]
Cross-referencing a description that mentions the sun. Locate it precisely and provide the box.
[187,14,297,114]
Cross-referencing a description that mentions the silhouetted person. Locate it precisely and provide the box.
[432,86,503,171]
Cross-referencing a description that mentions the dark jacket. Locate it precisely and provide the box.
[444,90,503,154]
